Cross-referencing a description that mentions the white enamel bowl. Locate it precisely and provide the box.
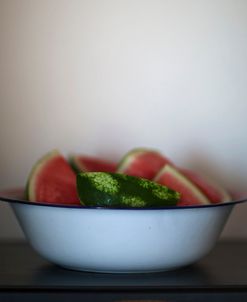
[0,189,246,273]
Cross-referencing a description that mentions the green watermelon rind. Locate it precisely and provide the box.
[154,165,211,205]
[117,147,162,173]
[26,150,61,202]
[69,155,86,173]
[77,172,180,208]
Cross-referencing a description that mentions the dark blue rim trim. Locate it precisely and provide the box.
[0,194,246,210]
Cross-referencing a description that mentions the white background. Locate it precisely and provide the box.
[0,0,247,239]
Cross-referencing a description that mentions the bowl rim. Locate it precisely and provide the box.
[0,188,246,211]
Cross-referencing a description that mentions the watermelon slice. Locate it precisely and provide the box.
[26,150,80,205]
[117,148,172,180]
[77,172,180,208]
[154,164,211,206]
[70,155,117,173]
[180,168,232,203]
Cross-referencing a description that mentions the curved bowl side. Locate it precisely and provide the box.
[10,202,234,273]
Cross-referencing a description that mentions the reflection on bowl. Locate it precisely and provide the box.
[0,188,246,273]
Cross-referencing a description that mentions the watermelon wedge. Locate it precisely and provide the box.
[154,164,211,206]
[77,172,180,208]
[117,148,172,180]
[70,155,117,173]
[26,150,80,205]
[180,168,232,203]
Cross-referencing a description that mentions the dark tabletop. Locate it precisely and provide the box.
[0,240,246,301]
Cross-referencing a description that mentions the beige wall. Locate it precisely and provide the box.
[0,0,247,239]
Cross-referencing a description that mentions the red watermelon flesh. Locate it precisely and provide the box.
[71,155,117,172]
[117,148,172,180]
[180,168,232,203]
[27,150,80,205]
[154,164,210,206]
